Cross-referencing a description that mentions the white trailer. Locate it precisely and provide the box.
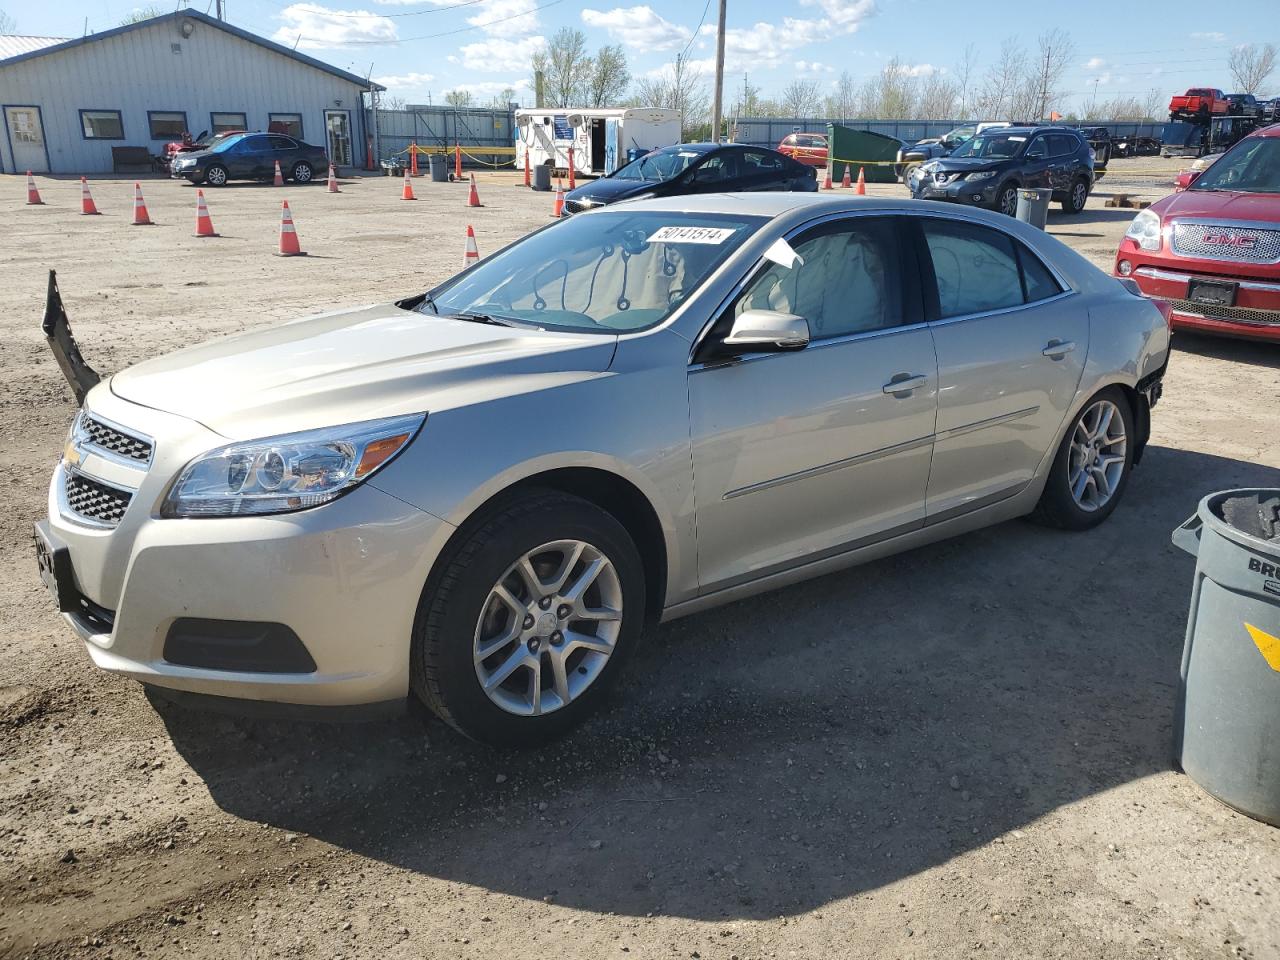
[515,108,682,177]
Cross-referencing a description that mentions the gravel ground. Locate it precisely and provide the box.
[1,160,1278,960]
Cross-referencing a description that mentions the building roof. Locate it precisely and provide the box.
[0,10,384,90]
[0,35,70,60]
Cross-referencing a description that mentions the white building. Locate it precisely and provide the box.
[0,10,381,175]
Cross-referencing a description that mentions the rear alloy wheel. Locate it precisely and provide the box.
[292,161,313,183]
[205,164,228,187]
[1030,388,1135,530]
[997,184,1019,217]
[411,491,645,746]
[1062,177,1089,213]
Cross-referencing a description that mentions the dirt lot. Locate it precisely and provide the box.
[1,161,1278,960]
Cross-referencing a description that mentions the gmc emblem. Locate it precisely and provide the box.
[1202,233,1257,249]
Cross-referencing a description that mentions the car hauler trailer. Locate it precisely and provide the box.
[515,108,682,177]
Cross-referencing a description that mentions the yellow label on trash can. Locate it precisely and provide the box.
[1245,623,1280,672]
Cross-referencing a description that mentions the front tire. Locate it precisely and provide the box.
[1061,176,1089,213]
[292,161,313,183]
[996,183,1019,217]
[1030,388,1135,530]
[411,491,646,746]
[204,164,228,187]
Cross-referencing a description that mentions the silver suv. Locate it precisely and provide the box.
[36,194,1170,745]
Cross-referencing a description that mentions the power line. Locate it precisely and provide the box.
[677,0,711,64]
[292,0,492,19]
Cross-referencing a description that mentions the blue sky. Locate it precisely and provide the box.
[7,0,1275,110]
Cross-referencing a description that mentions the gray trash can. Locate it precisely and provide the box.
[531,162,551,192]
[1015,188,1052,229]
[428,154,447,183]
[1172,488,1280,826]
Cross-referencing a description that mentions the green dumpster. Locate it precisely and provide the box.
[825,124,901,184]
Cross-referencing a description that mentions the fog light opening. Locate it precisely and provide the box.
[1117,260,1132,276]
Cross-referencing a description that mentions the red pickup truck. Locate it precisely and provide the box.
[1169,88,1229,120]
[1114,125,1280,343]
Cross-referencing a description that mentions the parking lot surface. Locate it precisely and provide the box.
[1,164,1278,960]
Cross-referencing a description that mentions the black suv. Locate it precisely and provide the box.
[909,126,1094,216]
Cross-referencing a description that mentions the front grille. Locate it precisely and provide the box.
[65,472,133,526]
[1170,221,1280,264]
[82,416,152,463]
[1169,299,1280,326]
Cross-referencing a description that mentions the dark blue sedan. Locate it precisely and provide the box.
[170,132,330,186]
[562,142,817,214]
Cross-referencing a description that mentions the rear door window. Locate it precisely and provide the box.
[922,219,1066,317]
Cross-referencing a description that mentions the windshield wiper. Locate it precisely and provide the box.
[452,312,521,327]
[421,293,439,314]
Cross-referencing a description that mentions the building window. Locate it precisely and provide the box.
[268,113,303,139]
[210,112,247,135]
[147,111,188,139]
[79,109,124,140]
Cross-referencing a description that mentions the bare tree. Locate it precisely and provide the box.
[0,8,16,33]
[825,70,857,120]
[916,72,959,120]
[584,44,629,107]
[632,55,709,135]
[779,79,823,117]
[976,37,1027,119]
[444,89,473,108]
[119,5,166,24]
[954,43,978,118]
[488,88,517,109]
[1027,29,1074,119]
[532,27,592,108]
[1228,43,1277,95]
[731,74,763,118]
[382,95,407,111]
[1140,88,1164,121]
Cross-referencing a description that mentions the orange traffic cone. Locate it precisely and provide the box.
[410,141,419,177]
[131,182,153,225]
[523,151,531,188]
[26,171,43,205]
[467,173,482,207]
[327,164,340,193]
[821,167,833,191]
[567,146,576,189]
[276,200,305,257]
[463,224,480,268]
[840,166,852,188]
[194,189,218,237]
[855,166,866,195]
[80,177,100,215]
[401,168,416,200]
[273,160,284,187]
[552,178,565,218]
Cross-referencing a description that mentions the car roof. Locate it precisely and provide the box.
[1252,124,1280,138]
[597,193,939,218]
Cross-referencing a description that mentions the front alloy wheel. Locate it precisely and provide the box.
[473,540,622,717]
[997,184,1019,217]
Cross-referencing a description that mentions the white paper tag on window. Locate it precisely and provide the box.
[648,226,735,244]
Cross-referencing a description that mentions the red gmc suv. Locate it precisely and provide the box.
[1115,125,1280,342]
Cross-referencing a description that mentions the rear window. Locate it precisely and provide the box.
[922,219,1063,318]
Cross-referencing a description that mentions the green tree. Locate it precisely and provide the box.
[119,5,166,25]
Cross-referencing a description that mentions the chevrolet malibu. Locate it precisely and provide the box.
[36,195,1170,745]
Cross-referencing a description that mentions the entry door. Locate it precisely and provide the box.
[5,107,48,172]
[917,217,1088,519]
[604,119,618,173]
[325,111,352,167]
[689,216,938,591]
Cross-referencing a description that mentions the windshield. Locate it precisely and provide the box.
[1191,136,1280,194]
[612,146,708,182]
[949,133,1027,159]
[210,133,246,153]
[418,210,765,332]
[942,126,974,145]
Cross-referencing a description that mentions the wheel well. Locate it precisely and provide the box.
[446,468,669,622]
[1117,383,1151,464]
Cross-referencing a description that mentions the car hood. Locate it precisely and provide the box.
[1152,189,1280,222]
[174,148,215,163]
[110,302,618,440]
[932,157,1009,172]
[565,177,655,204]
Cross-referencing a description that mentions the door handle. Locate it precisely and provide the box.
[1042,339,1076,359]
[882,373,929,396]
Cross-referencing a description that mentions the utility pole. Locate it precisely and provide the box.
[215,0,223,19]
[710,0,727,142]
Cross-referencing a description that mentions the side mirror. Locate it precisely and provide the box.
[1174,170,1201,190]
[721,310,810,353]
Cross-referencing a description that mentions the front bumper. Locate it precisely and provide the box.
[42,389,455,708]
[170,164,201,180]
[911,175,999,207]
[1115,241,1280,342]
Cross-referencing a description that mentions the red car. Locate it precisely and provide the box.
[1115,125,1280,342]
[777,132,828,167]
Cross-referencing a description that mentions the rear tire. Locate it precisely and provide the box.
[411,491,646,747]
[1029,387,1135,531]
[1061,176,1089,213]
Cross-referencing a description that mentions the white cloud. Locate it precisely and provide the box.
[1083,56,1106,70]
[372,70,435,92]
[1191,31,1226,42]
[272,3,397,48]
[455,34,546,70]
[580,6,688,51]
[693,0,871,71]
[794,60,833,75]
[799,0,875,32]
[443,78,532,98]
[901,62,938,77]
[467,0,542,37]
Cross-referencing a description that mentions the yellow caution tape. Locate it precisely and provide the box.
[1245,623,1280,672]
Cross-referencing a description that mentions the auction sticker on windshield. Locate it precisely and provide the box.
[648,226,737,244]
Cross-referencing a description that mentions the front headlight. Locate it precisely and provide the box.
[965,170,997,182]
[1125,208,1162,251]
[162,413,425,518]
